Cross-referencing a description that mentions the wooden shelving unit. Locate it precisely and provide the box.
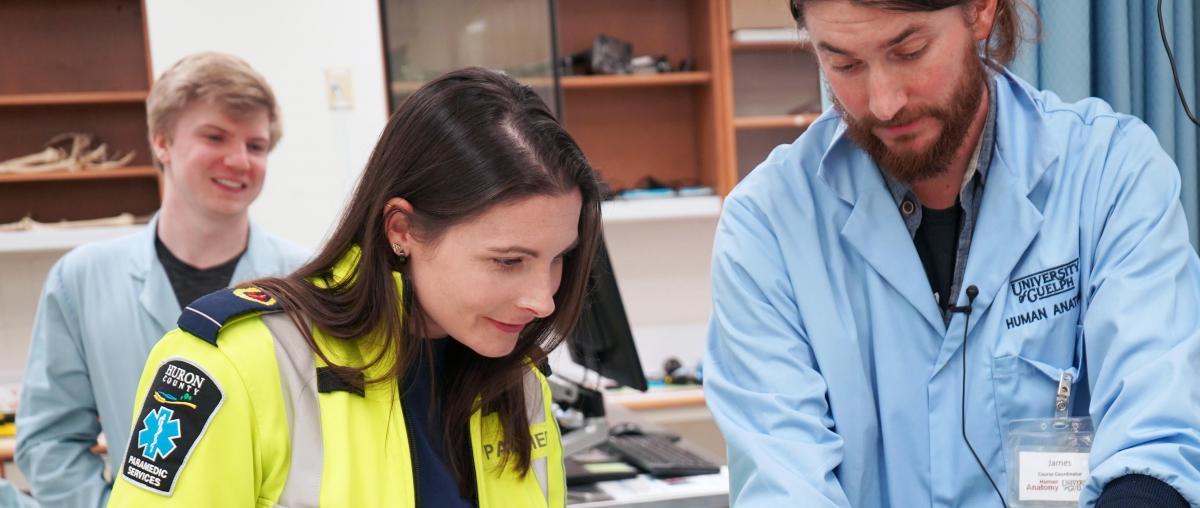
[556,0,736,196]
[725,0,822,181]
[0,0,159,226]
[383,0,807,200]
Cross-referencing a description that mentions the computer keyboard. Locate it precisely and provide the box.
[604,434,721,477]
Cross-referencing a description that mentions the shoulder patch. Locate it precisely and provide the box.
[178,287,283,345]
[120,359,224,496]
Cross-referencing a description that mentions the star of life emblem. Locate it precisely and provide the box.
[137,406,182,460]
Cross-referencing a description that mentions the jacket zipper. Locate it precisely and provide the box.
[401,400,422,507]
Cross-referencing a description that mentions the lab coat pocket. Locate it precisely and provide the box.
[991,355,1080,429]
[993,354,1082,482]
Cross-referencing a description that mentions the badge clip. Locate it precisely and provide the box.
[1054,370,1072,420]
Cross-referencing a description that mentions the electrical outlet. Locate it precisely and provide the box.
[325,68,354,111]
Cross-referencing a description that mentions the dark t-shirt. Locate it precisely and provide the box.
[403,339,477,508]
[154,235,243,308]
[913,202,962,311]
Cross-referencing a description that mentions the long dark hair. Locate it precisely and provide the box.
[250,67,602,496]
[788,0,1039,67]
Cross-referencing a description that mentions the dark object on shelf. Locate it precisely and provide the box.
[662,357,701,386]
[604,434,721,477]
[556,34,635,76]
[591,34,633,75]
[676,58,695,72]
[608,175,714,201]
[560,48,591,77]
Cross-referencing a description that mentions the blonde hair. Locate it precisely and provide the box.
[146,52,282,169]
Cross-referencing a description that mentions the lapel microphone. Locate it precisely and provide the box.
[948,285,979,314]
[956,284,1005,506]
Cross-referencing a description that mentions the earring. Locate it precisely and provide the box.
[391,242,408,263]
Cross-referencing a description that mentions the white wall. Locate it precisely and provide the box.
[548,214,717,383]
[605,218,715,377]
[0,252,61,381]
[146,0,391,249]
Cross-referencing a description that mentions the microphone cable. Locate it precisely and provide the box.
[1158,0,1200,126]
[954,285,1007,506]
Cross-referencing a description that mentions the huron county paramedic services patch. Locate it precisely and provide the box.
[121,358,224,495]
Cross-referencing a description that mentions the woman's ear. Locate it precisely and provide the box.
[383,197,416,254]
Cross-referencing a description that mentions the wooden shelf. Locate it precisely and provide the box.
[390,76,555,96]
[730,39,812,52]
[561,72,712,90]
[0,166,157,185]
[606,386,707,411]
[0,90,148,107]
[733,113,820,130]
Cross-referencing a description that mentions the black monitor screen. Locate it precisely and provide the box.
[567,236,648,391]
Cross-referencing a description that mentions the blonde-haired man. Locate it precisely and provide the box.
[16,52,308,508]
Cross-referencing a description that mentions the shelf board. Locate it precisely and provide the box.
[601,195,721,224]
[0,90,148,107]
[391,73,710,95]
[730,39,812,52]
[390,76,555,95]
[561,72,711,90]
[0,223,145,253]
[734,113,820,130]
[606,386,707,411]
[0,166,158,184]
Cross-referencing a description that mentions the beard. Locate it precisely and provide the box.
[833,47,986,186]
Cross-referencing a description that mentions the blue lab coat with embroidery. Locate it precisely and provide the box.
[704,70,1200,507]
[15,216,309,508]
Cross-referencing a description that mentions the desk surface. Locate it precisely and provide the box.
[566,400,729,508]
[605,387,706,411]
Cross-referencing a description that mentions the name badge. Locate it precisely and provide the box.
[1017,451,1089,501]
[1007,371,1093,507]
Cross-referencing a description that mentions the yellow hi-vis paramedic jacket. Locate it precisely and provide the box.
[108,247,566,507]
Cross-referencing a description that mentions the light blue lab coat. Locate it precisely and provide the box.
[705,70,1200,507]
[15,216,309,508]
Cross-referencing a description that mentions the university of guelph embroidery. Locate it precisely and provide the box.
[1010,259,1080,304]
[121,359,224,496]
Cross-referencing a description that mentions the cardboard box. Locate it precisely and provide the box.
[731,0,795,30]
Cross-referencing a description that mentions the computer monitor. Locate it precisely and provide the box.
[567,235,648,392]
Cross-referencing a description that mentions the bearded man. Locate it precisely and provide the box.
[704,1,1200,506]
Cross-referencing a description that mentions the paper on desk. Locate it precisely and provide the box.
[595,468,728,500]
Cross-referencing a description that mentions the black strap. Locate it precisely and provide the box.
[316,367,365,397]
